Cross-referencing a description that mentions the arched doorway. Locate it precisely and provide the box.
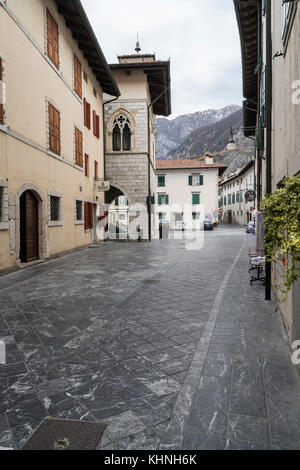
[105,186,129,240]
[20,190,39,262]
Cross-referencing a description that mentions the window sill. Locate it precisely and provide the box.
[48,221,63,227]
[75,220,84,225]
[0,222,9,230]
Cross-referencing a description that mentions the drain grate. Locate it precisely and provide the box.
[22,418,107,450]
[141,279,160,284]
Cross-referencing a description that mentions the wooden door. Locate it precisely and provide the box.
[20,191,39,263]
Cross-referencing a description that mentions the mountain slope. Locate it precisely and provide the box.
[156,105,241,160]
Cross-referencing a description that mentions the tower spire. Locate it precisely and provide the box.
[135,33,141,54]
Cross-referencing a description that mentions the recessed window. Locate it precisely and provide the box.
[75,127,83,167]
[93,87,97,98]
[84,153,89,176]
[189,175,203,186]
[93,111,100,138]
[192,212,200,220]
[84,99,91,129]
[46,9,59,69]
[158,194,169,205]
[50,196,60,221]
[192,193,200,205]
[74,54,82,98]
[83,70,88,83]
[76,200,83,221]
[113,114,131,151]
[158,176,165,187]
[48,103,61,155]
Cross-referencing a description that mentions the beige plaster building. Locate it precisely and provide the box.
[0,0,119,271]
[103,52,171,241]
[235,1,300,344]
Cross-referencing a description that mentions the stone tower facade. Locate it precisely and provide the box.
[104,52,171,240]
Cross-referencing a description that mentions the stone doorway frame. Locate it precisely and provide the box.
[15,184,47,266]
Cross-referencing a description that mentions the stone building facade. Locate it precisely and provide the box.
[103,53,171,240]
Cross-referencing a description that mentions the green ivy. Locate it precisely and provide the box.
[261,175,300,301]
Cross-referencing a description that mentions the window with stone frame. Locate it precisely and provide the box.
[76,200,83,221]
[50,195,60,221]
[113,114,131,151]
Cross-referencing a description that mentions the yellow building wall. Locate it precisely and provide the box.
[0,0,108,270]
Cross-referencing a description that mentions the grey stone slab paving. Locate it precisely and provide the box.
[1,226,300,449]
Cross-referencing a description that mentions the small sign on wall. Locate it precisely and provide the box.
[95,180,110,192]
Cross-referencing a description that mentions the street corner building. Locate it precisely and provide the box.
[0,0,120,272]
[155,158,226,231]
[103,51,171,241]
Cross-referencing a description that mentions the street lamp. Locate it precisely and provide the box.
[226,127,238,151]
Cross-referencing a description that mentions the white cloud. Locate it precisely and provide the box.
[81,0,243,117]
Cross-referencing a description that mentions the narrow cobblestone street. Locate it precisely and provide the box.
[0,226,300,450]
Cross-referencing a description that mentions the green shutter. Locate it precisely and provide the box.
[200,175,204,185]
[158,176,165,187]
[189,175,192,186]
[158,194,162,205]
[192,193,200,205]
[165,194,169,205]
[115,197,119,207]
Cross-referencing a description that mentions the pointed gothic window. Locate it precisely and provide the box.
[112,114,131,151]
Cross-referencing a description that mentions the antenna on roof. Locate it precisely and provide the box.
[135,33,141,54]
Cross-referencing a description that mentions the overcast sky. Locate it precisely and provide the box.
[81,0,243,118]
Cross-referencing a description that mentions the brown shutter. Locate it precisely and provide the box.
[96,115,100,138]
[47,9,59,69]
[48,103,60,155]
[74,54,82,98]
[83,99,91,129]
[84,154,89,176]
[84,202,89,230]
[89,203,94,230]
[87,102,91,129]
[75,128,83,167]
[0,57,3,81]
[94,161,98,181]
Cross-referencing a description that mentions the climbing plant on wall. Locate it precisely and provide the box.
[261,175,300,301]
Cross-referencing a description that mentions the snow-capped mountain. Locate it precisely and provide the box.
[155,104,241,160]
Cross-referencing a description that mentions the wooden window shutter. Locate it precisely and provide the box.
[48,103,60,155]
[89,203,94,229]
[84,99,91,129]
[165,195,169,205]
[94,161,98,181]
[158,195,162,206]
[47,9,59,69]
[96,114,100,138]
[75,128,83,167]
[0,57,3,81]
[84,154,89,176]
[189,175,192,186]
[74,54,82,98]
[84,202,89,230]
[200,175,204,185]
[93,111,96,136]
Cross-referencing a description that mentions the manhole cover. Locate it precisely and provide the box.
[22,418,107,450]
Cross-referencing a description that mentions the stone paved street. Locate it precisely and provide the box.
[0,226,300,450]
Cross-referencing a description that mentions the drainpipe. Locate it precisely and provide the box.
[102,96,119,182]
[265,0,272,300]
[147,85,170,241]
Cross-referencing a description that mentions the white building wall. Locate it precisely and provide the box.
[155,167,219,229]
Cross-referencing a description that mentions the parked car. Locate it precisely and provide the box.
[204,221,214,231]
[246,221,255,234]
